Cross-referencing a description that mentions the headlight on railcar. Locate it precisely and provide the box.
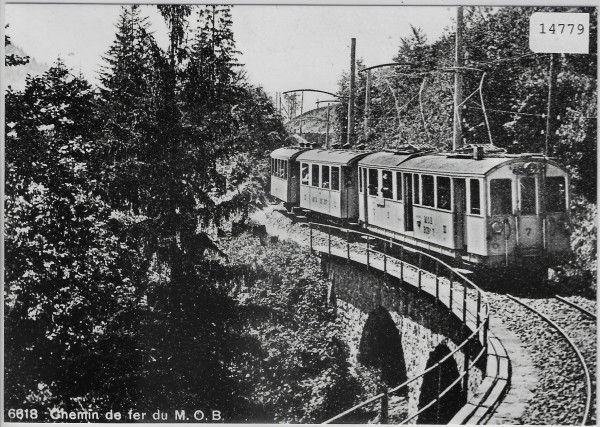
[524,162,538,175]
[491,221,503,235]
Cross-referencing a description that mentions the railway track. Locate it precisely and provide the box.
[504,294,595,425]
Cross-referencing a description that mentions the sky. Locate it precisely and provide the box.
[4,3,458,111]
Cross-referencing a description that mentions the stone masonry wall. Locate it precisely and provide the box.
[323,255,484,422]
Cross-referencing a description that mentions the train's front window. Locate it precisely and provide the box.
[490,179,513,215]
[520,177,536,215]
[546,177,567,213]
[331,167,340,191]
[311,164,320,187]
[301,163,309,185]
[368,169,378,196]
[396,172,403,201]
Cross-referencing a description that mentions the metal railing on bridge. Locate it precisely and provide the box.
[303,222,490,425]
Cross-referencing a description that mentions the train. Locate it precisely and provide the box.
[270,143,570,269]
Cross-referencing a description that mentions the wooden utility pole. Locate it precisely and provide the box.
[453,6,464,151]
[545,53,557,156]
[347,38,356,147]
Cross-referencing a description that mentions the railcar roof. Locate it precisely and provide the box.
[296,149,371,165]
[358,151,419,168]
[399,154,514,176]
[271,147,309,160]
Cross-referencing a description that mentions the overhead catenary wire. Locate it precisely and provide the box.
[468,52,538,67]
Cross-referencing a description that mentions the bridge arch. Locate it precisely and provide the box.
[357,306,407,387]
[417,343,466,424]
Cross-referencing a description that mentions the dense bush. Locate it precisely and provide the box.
[220,232,365,422]
[552,198,597,295]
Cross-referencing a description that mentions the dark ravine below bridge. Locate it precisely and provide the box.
[251,205,540,424]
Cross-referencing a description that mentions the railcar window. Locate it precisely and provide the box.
[331,166,340,191]
[520,177,536,215]
[358,167,362,191]
[545,177,566,213]
[437,176,451,210]
[301,163,309,185]
[382,170,393,199]
[490,179,513,215]
[271,159,275,175]
[414,174,421,204]
[422,175,434,207]
[396,172,403,201]
[312,164,320,187]
[368,169,378,196]
[470,179,481,214]
[322,165,330,189]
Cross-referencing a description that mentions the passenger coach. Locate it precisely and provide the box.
[358,149,570,267]
[296,149,369,219]
[270,146,309,210]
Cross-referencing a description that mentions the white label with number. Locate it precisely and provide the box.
[530,12,589,54]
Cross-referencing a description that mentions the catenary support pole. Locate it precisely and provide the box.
[545,53,557,156]
[453,6,464,151]
[347,38,356,147]
[364,69,371,142]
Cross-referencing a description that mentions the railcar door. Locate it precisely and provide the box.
[453,178,466,250]
[403,173,414,231]
[362,167,369,225]
[516,174,542,257]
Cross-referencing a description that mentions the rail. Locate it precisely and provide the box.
[303,222,490,424]
[554,295,597,320]
[507,294,592,426]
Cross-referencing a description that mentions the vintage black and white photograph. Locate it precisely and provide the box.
[2,1,597,424]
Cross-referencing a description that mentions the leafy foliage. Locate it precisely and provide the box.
[4,62,147,411]
[220,233,365,422]
[5,25,29,66]
[552,197,597,294]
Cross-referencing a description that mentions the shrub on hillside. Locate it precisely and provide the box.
[221,233,365,423]
[553,197,597,295]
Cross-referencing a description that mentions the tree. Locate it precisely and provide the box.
[5,25,29,67]
[98,5,162,212]
[4,62,147,413]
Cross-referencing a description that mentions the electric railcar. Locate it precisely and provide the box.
[270,146,570,268]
